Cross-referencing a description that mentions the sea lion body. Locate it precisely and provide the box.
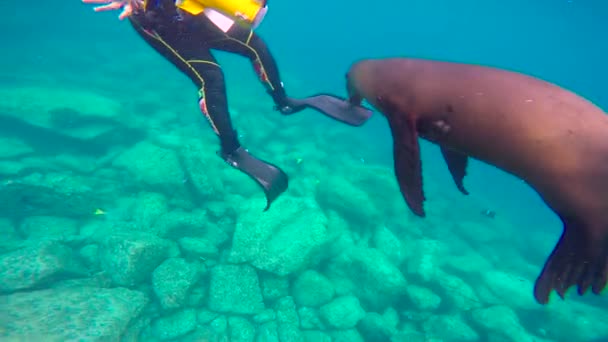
[346,57,608,304]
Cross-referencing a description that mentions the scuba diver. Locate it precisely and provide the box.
[82,0,372,210]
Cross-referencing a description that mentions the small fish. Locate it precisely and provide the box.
[481,209,496,219]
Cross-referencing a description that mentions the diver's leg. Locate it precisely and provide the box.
[198,63,288,210]
[128,16,239,153]
[207,23,305,114]
[206,22,372,126]
[128,15,288,209]
[243,32,305,114]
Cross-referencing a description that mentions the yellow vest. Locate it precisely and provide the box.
[175,0,266,24]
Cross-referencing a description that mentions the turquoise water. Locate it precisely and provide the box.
[0,0,607,341]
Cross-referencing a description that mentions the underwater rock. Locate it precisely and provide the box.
[523,301,608,342]
[444,249,494,276]
[228,316,256,342]
[319,295,366,329]
[217,168,262,203]
[302,330,332,342]
[433,270,483,311]
[315,211,352,261]
[371,226,406,265]
[205,200,235,221]
[422,314,479,341]
[0,160,25,177]
[207,264,264,315]
[121,315,151,342]
[229,197,330,276]
[344,164,410,220]
[178,237,219,260]
[481,270,537,309]
[197,309,220,324]
[19,215,79,241]
[210,316,230,339]
[358,312,397,342]
[382,307,400,329]
[112,140,186,193]
[129,191,169,234]
[286,163,327,199]
[79,219,136,245]
[183,315,229,342]
[315,176,380,228]
[153,209,211,240]
[0,173,98,220]
[256,321,280,342]
[2,94,146,154]
[151,308,197,341]
[291,270,335,307]
[329,329,365,342]
[297,307,325,330]
[152,258,203,310]
[52,154,110,175]
[98,232,171,287]
[0,240,87,294]
[0,136,33,158]
[390,328,427,342]
[0,218,23,254]
[186,282,207,307]
[404,238,447,283]
[0,114,111,157]
[155,209,231,247]
[470,306,537,342]
[405,284,442,311]
[275,296,304,342]
[177,139,224,200]
[326,246,408,310]
[48,272,113,290]
[399,310,433,323]
[261,274,290,303]
[0,286,148,340]
[253,309,276,325]
[0,86,122,127]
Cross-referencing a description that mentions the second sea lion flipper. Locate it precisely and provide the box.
[440,147,470,195]
[533,219,608,304]
[285,94,373,127]
[378,97,426,217]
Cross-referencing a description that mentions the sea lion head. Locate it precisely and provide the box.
[346,60,381,108]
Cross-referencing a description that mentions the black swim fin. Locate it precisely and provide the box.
[220,146,288,211]
[283,94,373,126]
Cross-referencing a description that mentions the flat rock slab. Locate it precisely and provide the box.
[0,241,87,294]
[0,286,148,341]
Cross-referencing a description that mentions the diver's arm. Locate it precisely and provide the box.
[82,0,143,19]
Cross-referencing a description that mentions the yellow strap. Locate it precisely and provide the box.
[176,0,206,15]
[177,0,262,22]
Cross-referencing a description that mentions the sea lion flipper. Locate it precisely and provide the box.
[378,97,426,217]
[533,220,608,304]
[440,147,469,195]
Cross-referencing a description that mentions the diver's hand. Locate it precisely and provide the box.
[82,0,142,20]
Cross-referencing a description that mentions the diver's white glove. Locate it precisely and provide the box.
[82,0,143,20]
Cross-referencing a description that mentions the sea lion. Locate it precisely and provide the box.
[345,57,608,305]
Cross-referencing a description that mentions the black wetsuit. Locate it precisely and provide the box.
[129,1,294,154]
[123,1,371,209]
